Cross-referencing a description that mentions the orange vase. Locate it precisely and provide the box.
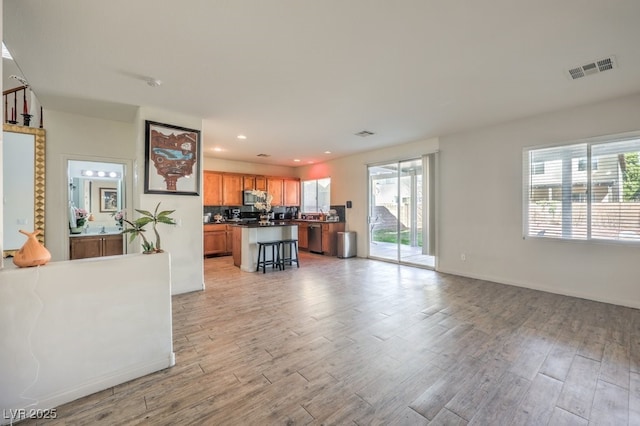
[13,229,51,268]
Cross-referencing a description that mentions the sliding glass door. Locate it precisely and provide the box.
[368,155,436,268]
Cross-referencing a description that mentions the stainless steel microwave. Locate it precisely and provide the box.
[243,190,259,206]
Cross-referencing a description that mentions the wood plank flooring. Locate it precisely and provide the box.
[19,253,640,425]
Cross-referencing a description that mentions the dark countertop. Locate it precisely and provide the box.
[232,222,299,228]
[207,219,344,225]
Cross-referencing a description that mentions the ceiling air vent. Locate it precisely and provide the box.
[256,153,270,157]
[567,56,617,80]
[355,130,375,137]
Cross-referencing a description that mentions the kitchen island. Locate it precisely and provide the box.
[232,222,298,272]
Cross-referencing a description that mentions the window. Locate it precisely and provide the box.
[531,162,545,175]
[524,135,640,242]
[301,178,330,213]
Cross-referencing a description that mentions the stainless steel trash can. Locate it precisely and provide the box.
[337,231,356,258]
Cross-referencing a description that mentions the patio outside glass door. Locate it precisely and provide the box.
[368,156,435,268]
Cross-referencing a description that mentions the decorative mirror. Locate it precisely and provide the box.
[2,123,46,257]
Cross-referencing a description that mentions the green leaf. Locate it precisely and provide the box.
[157,210,176,217]
[157,217,176,225]
[134,217,153,227]
[135,209,153,217]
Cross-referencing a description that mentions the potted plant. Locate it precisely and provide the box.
[122,202,176,253]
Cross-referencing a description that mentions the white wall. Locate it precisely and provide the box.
[40,107,203,295]
[438,93,640,309]
[203,156,297,177]
[297,138,439,257]
[136,107,204,294]
[44,109,136,261]
[0,253,174,424]
[1,1,4,267]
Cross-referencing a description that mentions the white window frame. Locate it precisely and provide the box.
[523,131,640,244]
[301,177,331,213]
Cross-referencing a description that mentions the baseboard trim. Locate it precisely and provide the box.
[2,354,174,425]
[435,267,640,310]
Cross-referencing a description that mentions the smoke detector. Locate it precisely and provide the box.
[567,56,616,80]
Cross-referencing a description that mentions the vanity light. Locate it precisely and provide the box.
[81,170,121,179]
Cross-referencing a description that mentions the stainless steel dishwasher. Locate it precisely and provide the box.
[308,223,323,253]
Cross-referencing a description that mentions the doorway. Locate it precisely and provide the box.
[368,155,436,268]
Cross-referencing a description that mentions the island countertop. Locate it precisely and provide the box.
[232,223,298,272]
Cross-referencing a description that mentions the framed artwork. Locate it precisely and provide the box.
[100,188,118,212]
[144,120,201,195]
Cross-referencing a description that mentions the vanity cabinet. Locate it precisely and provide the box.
[70,234,124,260]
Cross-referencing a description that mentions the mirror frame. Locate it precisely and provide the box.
[3,123,46,257]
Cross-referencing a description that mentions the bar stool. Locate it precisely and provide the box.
[256,241,282,273]
[279,239,299,269]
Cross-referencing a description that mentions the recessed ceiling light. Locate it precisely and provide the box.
[237,135,247,140]
[324,151,331,154]
[307,161,314,164]
[213,147,223,152]
[293,159,301,162]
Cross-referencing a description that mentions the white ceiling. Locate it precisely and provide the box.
[4,1,640,167]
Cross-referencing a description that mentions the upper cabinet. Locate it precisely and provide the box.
[204,171,299,206]
[222,174,243,206]
[267,178,284,207]
[203,171,223,205]
[284,179,300,206]
[243,175,267,191]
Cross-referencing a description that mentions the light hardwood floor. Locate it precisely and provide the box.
[19,252,640,425]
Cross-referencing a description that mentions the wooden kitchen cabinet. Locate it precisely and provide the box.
[222,174,243,206]
[243,175,255,190]
[296,221,309,249]
[255,176,267,191]
[225,225,234,253]
[203,171,223,205]
[267,178,284,206]
[322,222,345,256]
[70,234,124,260]
[243,175,267,191]
[204,223,234,256]
[283,179,300,206]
